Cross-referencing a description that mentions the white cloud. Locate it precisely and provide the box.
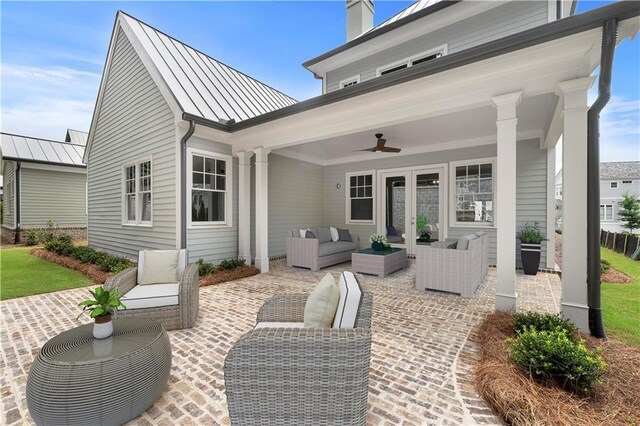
[599,95,640,162]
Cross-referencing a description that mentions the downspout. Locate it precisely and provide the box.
[14,161,21,244]
[587,18,617,339]
[180,121,196,249]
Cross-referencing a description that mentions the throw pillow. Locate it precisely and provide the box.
[304,273,340,328]
[386,225,398,236]
[139,250,179,285]
[330,227,339,242]
[456,234,476,250]
[337,228,352,242]
[299,229,307,238]
[317,227,333,243]
[305,230,317,239]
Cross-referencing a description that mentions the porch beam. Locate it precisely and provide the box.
[492,91,522,312]
[558,76,595,332]
[254,147,271,273]
[236,151,254,264]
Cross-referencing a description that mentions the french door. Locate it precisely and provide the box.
[379,166,446,254]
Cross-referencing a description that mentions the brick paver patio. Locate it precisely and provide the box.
[1,259,561,425]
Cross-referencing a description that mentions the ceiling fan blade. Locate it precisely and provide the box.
[356,147,377,152]
[382,147,401,153]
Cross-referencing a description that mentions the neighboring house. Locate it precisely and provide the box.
[85,1,640,332]
[557,161,640,232]
[0,130,88,243]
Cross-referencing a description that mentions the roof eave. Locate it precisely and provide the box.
[2,157,87,169]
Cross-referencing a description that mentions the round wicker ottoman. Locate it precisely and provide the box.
[27,318,172,426]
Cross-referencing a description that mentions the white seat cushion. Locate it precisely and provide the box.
[121,283,180,309]
[254,322,305,329]
[332,271,362,329]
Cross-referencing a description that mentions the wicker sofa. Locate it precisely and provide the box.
[104,249,199,331]
[415,232,489,297]
[224,272,373,426]
[286,227,359,271]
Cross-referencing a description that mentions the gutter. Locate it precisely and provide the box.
[180,120,196,249]
[587,18,618,339]
[14,161,21,243]
[1,157,86,169]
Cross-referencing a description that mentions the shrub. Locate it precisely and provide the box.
[96,253,132,273]
[218,258,246,270]
[509,328,606,394]
[39,220,59,243]
[24,230,41,246]
[44,238,75,257]
[196,258,216,276]
[600,259,611,274]
[513,312,577,337]
[517,222,546,244]
[73,246,101,264]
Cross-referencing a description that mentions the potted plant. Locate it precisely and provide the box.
[369,234,388,251]
[416,214,431,242]
[77,286,126,339]
[517,222,546,276]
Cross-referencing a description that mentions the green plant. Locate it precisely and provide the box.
[513,312,577,337]
[44,238,75,257]
[218,258,246,270]
[39,220,59,243]
[73,246,101,264]
[96,253,133,273]
[600,259,611,274]
[24,230,41,246]
[369,234,387,244]
[196,258,216,276]
[517,222,546,244]
[618,192,640,234]
[509,328,606,394]
[77,286,125,319]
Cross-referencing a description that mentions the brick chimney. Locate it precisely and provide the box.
[346,0,374,41]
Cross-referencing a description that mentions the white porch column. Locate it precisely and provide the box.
[253,147,271,273]
[236,151,254,264]
[558,77,594,332]
[492,91,522,312]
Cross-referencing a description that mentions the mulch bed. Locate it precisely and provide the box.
[31,249,112,284]
[475,312,640,426]
[199,266,260,287]
[602,268,633,284]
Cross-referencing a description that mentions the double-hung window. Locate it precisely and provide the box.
[123,159,152,225]
[346,171,375,224]
[451,159,495,226]
[600,204,613,221]
[188,149,232,227]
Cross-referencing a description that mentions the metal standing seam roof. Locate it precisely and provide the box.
[119,12,298,124]
[1,133,86,167]
[361,0,444,36]
[65,129,89,146]
[600,162,640,180]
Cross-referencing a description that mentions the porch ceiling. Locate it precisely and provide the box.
[275,93,556,165]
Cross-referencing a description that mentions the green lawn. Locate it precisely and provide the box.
[1,247,93,300]
[601,248,640,347]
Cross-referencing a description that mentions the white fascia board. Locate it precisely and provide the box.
[306,1,505,76]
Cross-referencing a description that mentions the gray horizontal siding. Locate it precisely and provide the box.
[88,28,177,259]
[20,167,87,228]
[2,161,16,228]
[186,137,239,263]
[327,1,548,92]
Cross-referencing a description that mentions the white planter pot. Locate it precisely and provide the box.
[93,317,113,339]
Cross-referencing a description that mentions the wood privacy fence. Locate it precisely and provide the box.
[600,230,640,259]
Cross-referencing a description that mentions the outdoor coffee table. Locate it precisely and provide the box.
[351,247,408,277]
[27,317,171,426]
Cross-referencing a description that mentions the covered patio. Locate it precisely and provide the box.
[1,260,561,425]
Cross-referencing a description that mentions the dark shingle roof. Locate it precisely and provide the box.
[600,162,640,180]
[1,133,86,167]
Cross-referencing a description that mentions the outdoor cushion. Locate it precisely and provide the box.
[317,227,333,243]
[330,227,339,242]
[337,228,352,242]
[318,241,358,257]
[138,249,187,278]
[304,273,340,328]
[121,283,180,309]
[386,225,398,236]
[138,250,180,285]
[254,322,305,329]
[431,241,457,249]
[305,230,317,239]
[456,234,477,250]
[387,235,403,244]
[332,271,362,329]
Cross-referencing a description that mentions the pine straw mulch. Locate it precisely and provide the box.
[199,265,260,287]
[31,249,112,284]
[475,312,640,426]
[602,268,633,284]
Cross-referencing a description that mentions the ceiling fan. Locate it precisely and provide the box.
[358,133,401,153]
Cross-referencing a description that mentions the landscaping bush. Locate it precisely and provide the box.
[42,238,132,274]
[196,258,216,276]
[218,258,246,270]
[24,230,41,246]
[600,259,611,274]
[72,246,101,264]
[509,328,606,394]
[43,238,75,257]
[513,312,577,337]
[95,253,132,273]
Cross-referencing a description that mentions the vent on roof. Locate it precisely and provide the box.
[377,45,446,77]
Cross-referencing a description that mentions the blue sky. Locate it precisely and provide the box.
[1,1,638,162]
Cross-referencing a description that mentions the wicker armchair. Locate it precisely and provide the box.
[224,277,373,426]
[104,250,199,331]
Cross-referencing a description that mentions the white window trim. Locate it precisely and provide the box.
[600,204,614,221]
[346,170,376,225]
[339,75,360,89]
[449,157,496,228]
[610,181,618,189]
[376,44,448,77]
[121,156,153,227]
[187,147,233,229]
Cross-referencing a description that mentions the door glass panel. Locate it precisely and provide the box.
[415,173,439,243]
[385,176,406,244]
